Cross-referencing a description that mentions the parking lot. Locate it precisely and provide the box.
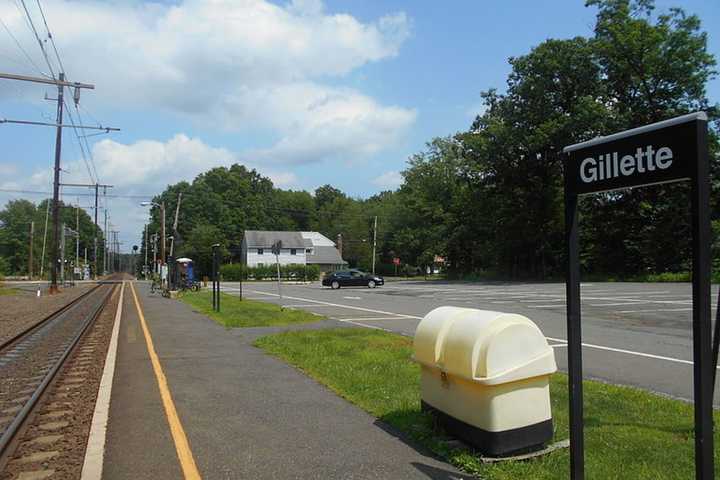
[221,280,720,405]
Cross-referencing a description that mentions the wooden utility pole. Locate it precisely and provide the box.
[103,209,108,275]
[0,71,119,293]
[161,202,166,265]
[50,72,66,293]
[144,224,148,278]
[372,216,378,275]
[75,202,81,279]
[28,221,34,279]
[61,183,112,279]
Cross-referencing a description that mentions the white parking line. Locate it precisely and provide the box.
[343,296,362,300]
[249,288,717,370]
[249,290,422,319]
[616,308,693,313]
[336,317,405,322]
[282,304,336,308]
[521,299,564,303]
[590,302,648,307]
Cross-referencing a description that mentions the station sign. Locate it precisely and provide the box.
[564,113,704,195]
[562,111,712,480]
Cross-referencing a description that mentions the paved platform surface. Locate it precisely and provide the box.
[103,282,465,479]
[222,280,720,405]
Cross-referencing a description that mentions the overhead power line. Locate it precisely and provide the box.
[34,0,63,74]
[0,16,45,76]
[18,0,56,79]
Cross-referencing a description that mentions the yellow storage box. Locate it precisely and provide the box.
[413,306,557,455]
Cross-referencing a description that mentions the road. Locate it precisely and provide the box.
[221,279,720,405]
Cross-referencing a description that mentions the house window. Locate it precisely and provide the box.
[257,248,264,255]
[306,248,312,254]
[291,248,297,255]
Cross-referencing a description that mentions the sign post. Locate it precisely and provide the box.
[562,112,711,479]
[211,243,220,312]
[272,240,283,300]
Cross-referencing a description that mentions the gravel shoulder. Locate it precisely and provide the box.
[0,285,94,345]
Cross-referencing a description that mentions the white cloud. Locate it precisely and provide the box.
[371,170,403,190]
[0,0,415,164]
[48,134,300,247]
[465,101,487,119]
[0,163,17,176]
[59,134,298,193]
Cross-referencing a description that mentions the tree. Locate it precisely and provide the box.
[0,199,37,275]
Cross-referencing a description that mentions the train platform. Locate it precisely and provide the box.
[100,282,464,479]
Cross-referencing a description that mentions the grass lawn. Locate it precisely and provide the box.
[255,328,720,479]
[180,290,324,327]
[0,287,19,296]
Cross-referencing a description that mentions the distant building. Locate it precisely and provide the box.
[241,230,347,272]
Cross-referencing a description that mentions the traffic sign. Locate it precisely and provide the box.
[393,257,400,265]
[563,112,711,480]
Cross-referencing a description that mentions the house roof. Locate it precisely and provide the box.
[244,231,306,248]
[244,230,346,265]
[300,231,336,246]
[307,245,346,265]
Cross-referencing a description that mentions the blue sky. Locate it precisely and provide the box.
[0,0,718,250]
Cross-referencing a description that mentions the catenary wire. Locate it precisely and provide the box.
[0,15,46,76]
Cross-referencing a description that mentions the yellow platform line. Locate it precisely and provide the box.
[129,281,202,480]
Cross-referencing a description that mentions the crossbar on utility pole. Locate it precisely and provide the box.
[1,70,119,292]
[0,72,94,89]
[0,119,120,130]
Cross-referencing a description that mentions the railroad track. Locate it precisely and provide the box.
[0,282,116,473]
[0,284,102,354]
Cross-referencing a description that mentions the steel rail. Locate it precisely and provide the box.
[0,284,102,353]
[0,284,115,465]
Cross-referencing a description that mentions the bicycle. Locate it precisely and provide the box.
[150,276,161,294]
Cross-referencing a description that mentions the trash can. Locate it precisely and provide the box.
[413,306,557,456]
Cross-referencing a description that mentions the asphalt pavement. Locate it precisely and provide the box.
[104,282,467,479]
[221,280,720,406]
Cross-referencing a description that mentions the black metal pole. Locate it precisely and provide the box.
[565,186,584,479]
[691,118,713,480]
[211,249,216,310]
[216,248,220,312]
[712,289,720,390]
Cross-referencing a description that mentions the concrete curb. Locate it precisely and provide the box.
[80,281,125,480]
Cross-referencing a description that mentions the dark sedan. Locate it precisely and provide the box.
[322,269,385,289]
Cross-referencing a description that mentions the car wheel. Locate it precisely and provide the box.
[331,280,340,290]
[368,280,376,288]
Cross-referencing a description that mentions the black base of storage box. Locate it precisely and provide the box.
[421,401,553,457]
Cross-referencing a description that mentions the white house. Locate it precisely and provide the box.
[241,231,346,272]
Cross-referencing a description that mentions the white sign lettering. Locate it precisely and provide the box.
[579,145,673,184]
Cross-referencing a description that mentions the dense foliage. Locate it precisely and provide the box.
[138,0,718,280]
[2,1,717,281]
[0,199,104,277]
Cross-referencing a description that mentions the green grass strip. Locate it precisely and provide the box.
[180,290,324,327]
[255,328,720,479]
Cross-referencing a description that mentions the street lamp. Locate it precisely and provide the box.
[140,201,165,266]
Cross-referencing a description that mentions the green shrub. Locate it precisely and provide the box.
[219,263,320,281]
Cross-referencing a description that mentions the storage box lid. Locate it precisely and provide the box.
[413,307,556,385]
